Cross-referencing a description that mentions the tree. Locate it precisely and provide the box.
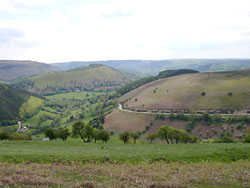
[85,125,94,142]
[171,128,182,144]
[0,132,10,140]
[93,129,100,143]
[158,125,171,144]
[131,132,140,144]
[72,121,86,142]
[179,130,191,143]
[147,133,158,144]
[119,131,131,144]
[44,128,58,140]
[59,128,70,141]
[98,130,110,143]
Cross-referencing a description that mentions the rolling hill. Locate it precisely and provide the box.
[104,70,250,139]
[53,59,250,75]
[12,64,136,95]
[0,83,43,126]
[120,70,250,110]
[0,60,60,81]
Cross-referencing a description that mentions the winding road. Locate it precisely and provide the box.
[118,104,250,116]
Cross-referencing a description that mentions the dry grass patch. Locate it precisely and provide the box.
[0,162,249,187]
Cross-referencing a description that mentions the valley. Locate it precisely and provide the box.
[0,61,249,188]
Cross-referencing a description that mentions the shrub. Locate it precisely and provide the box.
[228,92,233,96]
[12,132,26,140]
[217,136,235,143]
[0,132,10,140]
[201,92,206,96]
[243,133,250,143]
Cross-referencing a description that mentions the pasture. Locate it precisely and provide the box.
[0,140,249,163]
[0,140,249,187]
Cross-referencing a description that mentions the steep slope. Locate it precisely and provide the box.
[0,83,43,126]
[0,60,60,81]
[53,59,250,75]
[13,64,136,95]
[120,70,250,110]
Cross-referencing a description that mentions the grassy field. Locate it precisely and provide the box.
[19,96,44,119]
[0,140,249,163]
[120,70,250,110]
[46,91,103,100]
[0,141,249,187]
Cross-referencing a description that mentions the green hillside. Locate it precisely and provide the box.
[0,83,43,126]
[120,70,250,110]
[13,64,135,95]
[0,60,60,81]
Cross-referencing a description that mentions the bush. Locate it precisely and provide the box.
[201,92,206,96]
[243,133,250,143]
[0,132,10,140]
[12,132,26,140]
[217,136,235,143]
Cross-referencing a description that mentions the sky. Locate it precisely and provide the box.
[0,0,250,63]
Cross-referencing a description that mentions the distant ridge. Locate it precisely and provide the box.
[53,59,250,75]
[0,60,60,81]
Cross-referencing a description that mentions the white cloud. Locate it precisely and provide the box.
[0,0,250,62]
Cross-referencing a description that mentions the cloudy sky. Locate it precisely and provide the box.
[0,0,250,63]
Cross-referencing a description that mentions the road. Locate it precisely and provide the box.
[118,103,250,116]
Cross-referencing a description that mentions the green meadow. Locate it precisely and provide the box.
[0,139,249,163]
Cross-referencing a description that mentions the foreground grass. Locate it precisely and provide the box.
[0,161,249,187]
[0,140,249,163]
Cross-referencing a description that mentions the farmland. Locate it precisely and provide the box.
[0,140,249,187]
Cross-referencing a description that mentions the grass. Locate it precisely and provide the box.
[45,91,103,100]
[19,96,44,119]
[120,70,250,110]
[0,161,249,187]
[0,140,249,163]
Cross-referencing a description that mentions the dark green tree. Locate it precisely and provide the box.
[98,130,110,143]
[119,131,131,144]
[59,128,71,141]
[72,121,86,142]
[158,125,171,144]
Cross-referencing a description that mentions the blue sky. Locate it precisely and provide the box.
[0,0,250,63]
